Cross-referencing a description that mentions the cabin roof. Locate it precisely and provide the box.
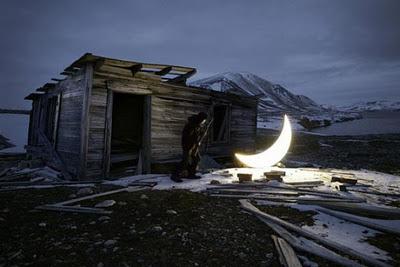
[63,53,197,83]
[24,53,258,105]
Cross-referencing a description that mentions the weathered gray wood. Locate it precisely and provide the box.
[142,95,151,174]
[271,235,303,267]
[79,63,94,179]
[240,199,390,267]
[38,130,72,180]
[208,188,299,196]
[257,216,363,267]
[300,200,400,219]
[36,204,111,215]
[103,88,113,177]
[316,207,400,235]
[55,186,146,206]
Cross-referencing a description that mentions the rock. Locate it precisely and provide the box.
[238,252,247,260]
[98,216,110,222]
[152,226,163,232]
[97,262,104,267]
[38,222,46,227]
[118,201,127,206]
[77,187,94,196]
[95,200,116,208]
[0,217,5,222]
[209,180,221,185]
[112,247,119,252]
[89,221,96,225]
[166,209,177,215]
[68,194,77,199]
[140,194,148,200]
[104,240,117,247]
[70,225,77,230]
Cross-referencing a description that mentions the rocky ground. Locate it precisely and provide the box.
[1,131,400,266]
[0,186,327,267]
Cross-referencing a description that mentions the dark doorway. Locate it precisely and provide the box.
[110,92,144,174]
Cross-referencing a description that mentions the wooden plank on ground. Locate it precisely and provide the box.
[271,234,302,267]
[55,186,146,206]
[300,201,400,219]
[316,207,400,235]
[257,216,363,267]
[239,199,390,267]
[36,204,111,215]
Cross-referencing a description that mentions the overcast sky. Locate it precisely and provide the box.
[1,0,399,109]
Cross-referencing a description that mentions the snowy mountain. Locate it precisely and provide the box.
[191,72,325,116]
[339,100,400,112]
[191,72,360,130]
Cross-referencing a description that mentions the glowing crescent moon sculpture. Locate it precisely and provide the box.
[235,114,292,168]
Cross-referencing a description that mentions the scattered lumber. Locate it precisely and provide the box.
[257,216,363,267]
[271,234,302,267]
[304,201,400,219]
[239,199,390,267]
[207,188,299,196]
[331,174,357,185]
[56,186,146,206]
[264,171,285,182]
[36,204,111,215]
[316,207,400,235]
[347,188,400,198]
[285,180,323,187]
[330,182,347,192]
[237,173,252,183]
[210,193,362,204]
[36,186,148,214]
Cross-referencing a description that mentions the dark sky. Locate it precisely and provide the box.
[1,0,399,109]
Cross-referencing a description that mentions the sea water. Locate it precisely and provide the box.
[0,114,29,152]
[312,111,400,136]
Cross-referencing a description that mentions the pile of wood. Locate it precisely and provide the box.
[206,170,400,267]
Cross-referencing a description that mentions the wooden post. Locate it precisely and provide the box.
[79,63,94,180]
[52,93,61,149]
[142,95,152,174]
[103,87,113,178]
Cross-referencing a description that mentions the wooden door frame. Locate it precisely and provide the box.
[103,90,152,177]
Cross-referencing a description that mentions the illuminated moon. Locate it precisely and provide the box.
[235,114,292,168]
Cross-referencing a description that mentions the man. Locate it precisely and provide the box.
[171,112,209,183]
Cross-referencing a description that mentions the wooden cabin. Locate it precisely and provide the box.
[25,53,258,180]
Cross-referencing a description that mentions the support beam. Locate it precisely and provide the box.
[155,66,172,76]
[166,69,196,84]
[239,199,390,267]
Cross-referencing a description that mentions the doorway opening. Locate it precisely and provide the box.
[110,92,144,174]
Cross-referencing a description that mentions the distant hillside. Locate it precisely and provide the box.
[191,72,360,130]
[339,100,400,112]
[191,72,326,117]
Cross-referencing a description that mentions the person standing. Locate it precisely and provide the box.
[171,112,209,183]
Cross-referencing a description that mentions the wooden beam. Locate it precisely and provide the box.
[155,66,172,76]
[271,235,302,267]
[166,69,196,84]
[36,204,111,215]
[51,78,64,82]
[239,199,390,267]
[257,216,363,267]
[79,63,94,180]
[103,88,113,178]
[142,95,152,174]
[121,64,143,76]
[316,207,400,236]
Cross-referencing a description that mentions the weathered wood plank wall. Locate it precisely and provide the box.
[54,69,87,176]
[83,59,257,178]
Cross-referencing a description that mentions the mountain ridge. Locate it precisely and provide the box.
[191,72,327,116]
